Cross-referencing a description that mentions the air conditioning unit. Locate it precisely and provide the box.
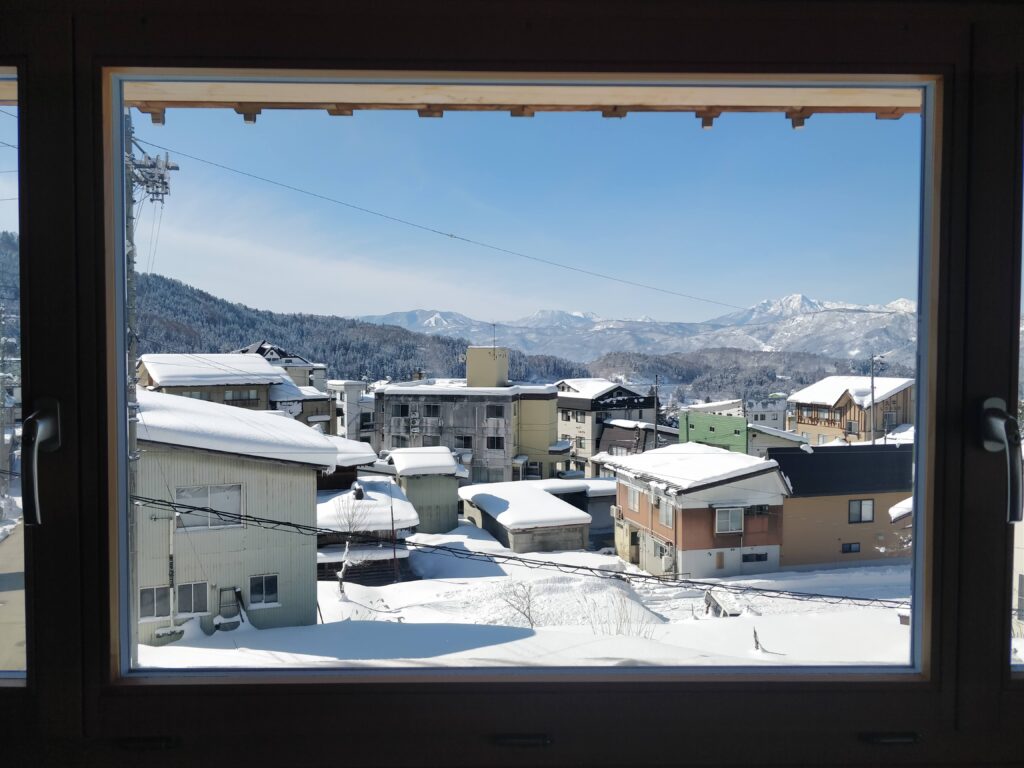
[661,554,674,572]
[410,427,420,433]
[611,505,623,521]
[409,418,421,426]
[409,411,419,419]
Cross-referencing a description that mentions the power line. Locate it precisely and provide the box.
[0,140,17,150]
[0,109,16,120]
[133,137,747,312]
[0,197,17,202]
[131,492,911,609]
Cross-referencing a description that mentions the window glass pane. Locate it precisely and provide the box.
[119,72,926,672]
[250,576,264,604]
[194,583,207,613]
[175,485,209,528]
[154,587,170,617]
[140,588,154,618]
[0,76,23,675]
[177,583,192,614]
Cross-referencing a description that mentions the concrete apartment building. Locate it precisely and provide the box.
[787,375,915,445]
[137,353,335,434]
[133,390,337,646]
[597,443,791,578]
[768,444,914,568]
[374,347,567,483]
[329,379,377,443]
[555,378,654,475]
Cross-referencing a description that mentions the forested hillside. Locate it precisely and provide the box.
[136,272,589,382]
[0,232,930,400]
[588,347,916,402]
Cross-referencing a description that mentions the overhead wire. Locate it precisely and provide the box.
[131,492,911,610]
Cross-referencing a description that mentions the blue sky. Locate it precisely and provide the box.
[5,101,924,322]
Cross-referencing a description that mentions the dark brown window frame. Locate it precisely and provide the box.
[1,2,1023,766]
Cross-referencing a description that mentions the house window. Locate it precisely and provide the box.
[709,425,715,432]
[391,435,409,448]
[627,486,639,511]
[359,412,373,428]
[177,582,209,615]
[842,543,861,554]
[224,388,258,402]
[454,435,472,449]
[486,404,504,419]
[139,586,170,619]
[174,484,243,529]
[423,403,440,418]
[486,436,505,450]
[818,434,827,445]
[575,410,586,423]
[849,499,875,523]
[715,507,744,534]
[249,574,279,605]
[422,435,441,447]
[658,498,673,527]
[561,409,570,421]
[742,553,768,563]
[181,390,210,400]
[576,436,586,450]
[391,403,409,418]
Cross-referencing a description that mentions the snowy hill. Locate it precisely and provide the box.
[359,294,919,365]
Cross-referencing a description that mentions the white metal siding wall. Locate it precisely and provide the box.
[135,442,318,644]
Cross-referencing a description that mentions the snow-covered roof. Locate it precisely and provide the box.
[136,390,336,468]
[458,482,592,530]
[323,434,378,467]
[787,376,914,408]
[549,439,572,453]
[556,378,645,399]
[748,423,808,442]
[316,479,420,532]
[268,378,330,403]
[889,496,913,523]
[378,378,556,397]
[514,477,618,498]
[388,447,459,477]
[593,443,782,494]
[681,399,742,413]
[139,353,285,387]
[604,418,680,435]
[317,543,410,564]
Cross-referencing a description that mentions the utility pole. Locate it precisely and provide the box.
[124,109,177,664]
[869,352,884,446]
[870,351,875,445]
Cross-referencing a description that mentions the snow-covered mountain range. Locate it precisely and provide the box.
[359,294,919,365]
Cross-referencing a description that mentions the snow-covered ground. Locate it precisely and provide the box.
[139,523,918,669]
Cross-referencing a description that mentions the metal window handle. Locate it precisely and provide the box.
[981,397,1023,523]
[22,397,61,526]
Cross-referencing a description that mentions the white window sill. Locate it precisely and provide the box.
[248,601,282,611]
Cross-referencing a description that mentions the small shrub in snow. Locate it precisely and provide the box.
[498,580,536,628]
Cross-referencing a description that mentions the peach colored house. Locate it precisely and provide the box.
[596,443,790,578]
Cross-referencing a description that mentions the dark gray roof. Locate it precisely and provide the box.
[766,444,913,497]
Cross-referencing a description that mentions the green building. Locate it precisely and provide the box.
[678,411,748,453]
